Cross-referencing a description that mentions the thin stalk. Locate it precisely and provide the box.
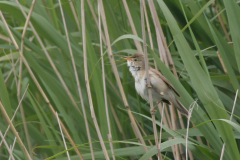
[98,2,115,160]
[186,101,197,160]
[98,0,150,154]
[8,137,17,160]
[220,89,239,160]
[147,0,168,66]
[147,0,179,146]
[0,100,31,160]
[122,0,143,53]
[15,0,82,115]
[35,0,94,158]
[143,2,153,50]
[135,117,153,146]
[178,0,210,78]
[57,0,83,115]
[109,99,129,144]
[5,59,20,83]
[69,0,80,31]
[0,33,10,42]
[0,131,15,160]
[141,0,161,159]
[148,1,181,158]
[217,51,228,74]
[16,1,36,158]
[158,103,172,129]
[212,2,232,44]
[170,105,181,160]
[143,1,157,69]
[56,112,70,160]
[82,0,109,159]
[86,0,106,45]
[0,85,29,148]
[0,10,83,159]
[158,105,164,153]
[9,46,18,88]
[47,0,59,30]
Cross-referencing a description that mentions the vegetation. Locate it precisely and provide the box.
[0,0,240,159]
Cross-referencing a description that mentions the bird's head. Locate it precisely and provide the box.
[123,53,145,69]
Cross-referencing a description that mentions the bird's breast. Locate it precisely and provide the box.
[135,74,148,101]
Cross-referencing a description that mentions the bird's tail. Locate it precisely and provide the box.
[172,98,189,117]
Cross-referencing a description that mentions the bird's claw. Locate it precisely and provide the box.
[146,84,152,88]
[150,109,157,115]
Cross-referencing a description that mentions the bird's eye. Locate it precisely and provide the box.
[134,59,137,61]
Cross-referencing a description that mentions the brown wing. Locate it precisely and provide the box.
[150,67,180,97]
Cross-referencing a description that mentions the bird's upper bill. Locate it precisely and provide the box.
[123,56,132,61]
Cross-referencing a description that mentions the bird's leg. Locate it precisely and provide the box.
[150,100,162,115]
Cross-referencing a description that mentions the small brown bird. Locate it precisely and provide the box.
[123,53,188,116]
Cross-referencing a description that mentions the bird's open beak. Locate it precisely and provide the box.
[123,56,132,61]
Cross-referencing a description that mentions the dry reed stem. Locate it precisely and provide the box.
[158,105,164,152]
[16,1,36,158]
[9,137,17,160]
[68,1,96,159]
[82,0,109,159]
[159,104,177,160]
[143,2,153,50]
[0,85,29,148]
[56,112,70,160]
[217,51,228,74]
[98,0,150,154]
[87,0,107,45]
[58,0,83,115]
[135,117,153,146]
[140,0,161,159]
[138,0,154,148]
[9,47,18,88]
[220,89,239,160]
[0,100,31,159]
[0,9,83,159]
[170,105,181,160]
[142,1,158,71]
[109,98,133,160]
[147,0,168,66]
[108,134,115,160]
[212,2,232,44]
[157,104,171,128]
[16,0,82,116]
[0,131,15,160]
[109,99,129,144]
[69,1,80,31]
[148,1,190,158]
[185,101,197,160]
[0,33,10,42]
[5,59,20,83]
[122,0,143,53]
[98,2,115,159]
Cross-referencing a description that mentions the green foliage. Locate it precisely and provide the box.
[0,0,239,159]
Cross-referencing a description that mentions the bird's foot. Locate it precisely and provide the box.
[150,108,157,115]
[146,84,152,88]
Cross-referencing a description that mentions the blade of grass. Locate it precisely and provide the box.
[82,0,109,159]
[0,10,83,159]
[222,0,240,72]
[156,1,240,159]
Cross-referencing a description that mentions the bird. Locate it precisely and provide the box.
[123,53,189,116]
